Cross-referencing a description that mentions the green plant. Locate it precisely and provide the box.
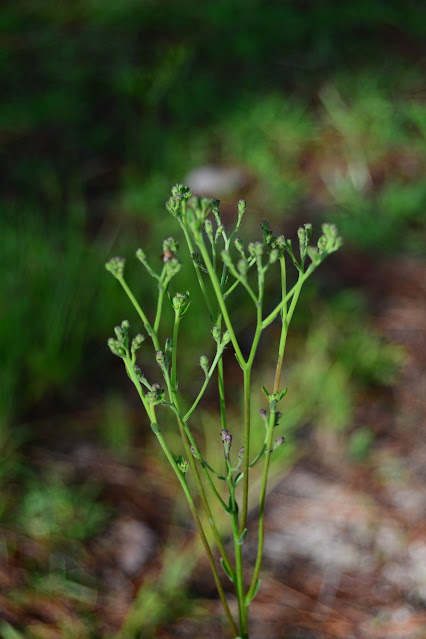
[105,184,342,638]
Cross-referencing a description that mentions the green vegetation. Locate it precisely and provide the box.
[105,188,342,637]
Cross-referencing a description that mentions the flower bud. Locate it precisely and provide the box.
[259,409,267,421]
[237,200,246,224]
[155,350,165,367]
[131,333,145,355]
[239,446,245,459]
[248,241,263,258]
[317,235,327,254]
[221,250,233,269]
[215,225,224,241]
[261,220,274,245]
[237,258,248,276]
[221,330,231,346]
[200,355,209,376]
[204,219,214,243]
[221,429,232,459]
[273,436,285,451]
[234,237,245,257]
[212,325,221,343]
[177,457,189,473]
[268,248,279,264]
[133,366,147,384]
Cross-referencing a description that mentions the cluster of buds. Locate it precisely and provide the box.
[165,184,192,218]
[172,290,191,317]
[248,241,264,259]
[176,455,189,474]
[131,333,145,358]
[107,320,130,358]
[105,256,125,280]
[297,223,313,262]
[307,223,343,265]
[211,325,231,348]
[146,383,165,405]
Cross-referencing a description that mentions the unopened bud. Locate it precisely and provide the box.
[317,235,327,253]
[261,220,274,244]
[248,241,263,258]
[237,200,246,224]
[221,250,233,269]
[259,409,267,421]
[234,237,245,257]
[239,446,245,458]
[221,429,232,459]
[131,334,145,354]
[155,350,165,366]
[204,219,214,243]
[176,456,189,473]
[269,248,279,264]
[237,258,248,276]
[200,355,209,376]
[273,436,285,451]
[212,325,221,343]
[221,330,231,346]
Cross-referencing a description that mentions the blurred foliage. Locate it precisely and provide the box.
[16,474,109,542]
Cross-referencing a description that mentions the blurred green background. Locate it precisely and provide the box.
[1,1,425,637]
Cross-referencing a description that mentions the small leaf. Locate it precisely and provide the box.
[220,557,235,583]
[234,472,244,486]
[237,528,247,545]
[245,579,261,606]
[150,422,161,435]
[235,351,245,369]
[261,385,271,399]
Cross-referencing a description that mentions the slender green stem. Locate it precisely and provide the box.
[170,365,234,576]
[153,285,165,334]
[273,255,288,393]
[229,479,248,638]
[261,262,316,330]
[171,312,180,390]
[117,275,161,351]
[217,357,228,432]
[125,360,237,635]
[240,306,263,534]
[196,236,246,367]
[248,268,306,600]
[180,222,216,321]
[151,410,238,637]
[183,344,224,422]
[246,405,276,602]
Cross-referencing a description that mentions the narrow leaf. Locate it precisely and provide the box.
[246,579,261,606]
[237,528,247,545]
[220,557,235,583]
